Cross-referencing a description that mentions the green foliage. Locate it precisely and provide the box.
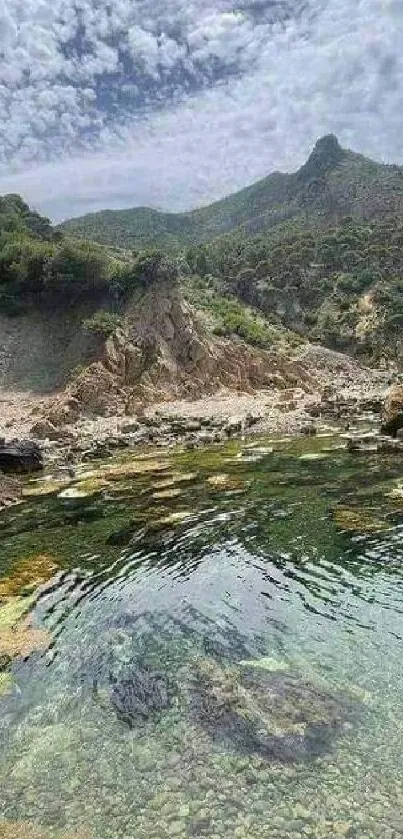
[43,239,118,295]
[182,276,302,351]
[0,195,131,313]
[82,310,122,338]
[183,214,403,362]
[114,250,179,297]
[0,195,179,319]
[58,136,403,253]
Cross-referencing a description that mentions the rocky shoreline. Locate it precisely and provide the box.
[2,356,403,511]
[29,381,386,467]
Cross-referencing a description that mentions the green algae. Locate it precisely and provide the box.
[0,596,50,660]
[0,554,59,598]
[0,596,34,629]
[333,506,390,533]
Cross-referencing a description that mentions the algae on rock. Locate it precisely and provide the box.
[0,554,59,598]
[0,596,50,659]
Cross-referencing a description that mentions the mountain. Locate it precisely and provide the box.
[59,135,403,250]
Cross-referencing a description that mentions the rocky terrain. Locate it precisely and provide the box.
[2,138,403,509]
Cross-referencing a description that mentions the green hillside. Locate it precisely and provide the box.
[3,134,403,369]
[59,135,403,250]
[188,214,403,365]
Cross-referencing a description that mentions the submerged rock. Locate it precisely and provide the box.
[0,439,43,474]
[189,658,358,764]
[109,668,173,727]
[239,656,289,672]
[333,506,388,534]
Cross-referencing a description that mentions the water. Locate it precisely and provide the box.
[1,435,403,838]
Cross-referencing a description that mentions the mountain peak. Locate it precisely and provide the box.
[298,134,345,182]
[313,133,342,154]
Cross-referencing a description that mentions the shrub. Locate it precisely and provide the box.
[44,240,115,294]
[82,310,122,338]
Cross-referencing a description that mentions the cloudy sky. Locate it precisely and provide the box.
[0,0,401,221]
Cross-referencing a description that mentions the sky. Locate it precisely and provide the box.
[0,0,401,221]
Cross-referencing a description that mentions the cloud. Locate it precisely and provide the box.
[0,0,401,220]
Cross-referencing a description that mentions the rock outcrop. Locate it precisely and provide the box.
[42,282,314,424]
[381,384,403,437]
[0,439,42,473]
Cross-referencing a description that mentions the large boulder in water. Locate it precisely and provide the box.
[189,658,359,763]
[0,439,43,474]
[381,384,403,437]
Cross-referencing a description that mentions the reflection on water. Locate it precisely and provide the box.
[1,436,403,838]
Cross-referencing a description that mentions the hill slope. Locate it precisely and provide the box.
[59,135,403,250]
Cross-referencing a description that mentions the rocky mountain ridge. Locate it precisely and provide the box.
[59,136,403,250]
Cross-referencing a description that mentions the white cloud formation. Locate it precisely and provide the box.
[0,0,401,219]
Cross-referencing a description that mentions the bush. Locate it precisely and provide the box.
[83,310,122,338]
[115,250,179,296]
[44,240,115,295]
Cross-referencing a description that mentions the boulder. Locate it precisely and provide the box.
[108,668,173,727]
[0,440,43,474]
[0,474,21,507]
[189,658,359,764]
[381,385,403,437]
[30,419,58,440]
[29,419,73,442]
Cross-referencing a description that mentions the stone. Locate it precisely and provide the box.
[225,418,244,436]
[120,421,141,434]
[0,819,92,839]
[168,822,185,836]
[30,419,59,440]
[30,420,74,442]
[189,658,360,765]
[109,668,173,727]
[0,439,43,474]
[381,384,403,437]
[239,656,289,672]
[300,424,317,436]
[0,474,21,507]
[183,420,202,433]
[245,412,261,428]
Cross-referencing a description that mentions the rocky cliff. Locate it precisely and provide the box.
[42,281,313,425]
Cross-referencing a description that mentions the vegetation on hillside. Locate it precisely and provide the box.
[0,197,179,318]
[58,136,403,252]
[182,275,303,352]
[186,215,403,363]
[3,133,403,367]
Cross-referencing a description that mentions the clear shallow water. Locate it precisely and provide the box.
[1,436,403,838]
